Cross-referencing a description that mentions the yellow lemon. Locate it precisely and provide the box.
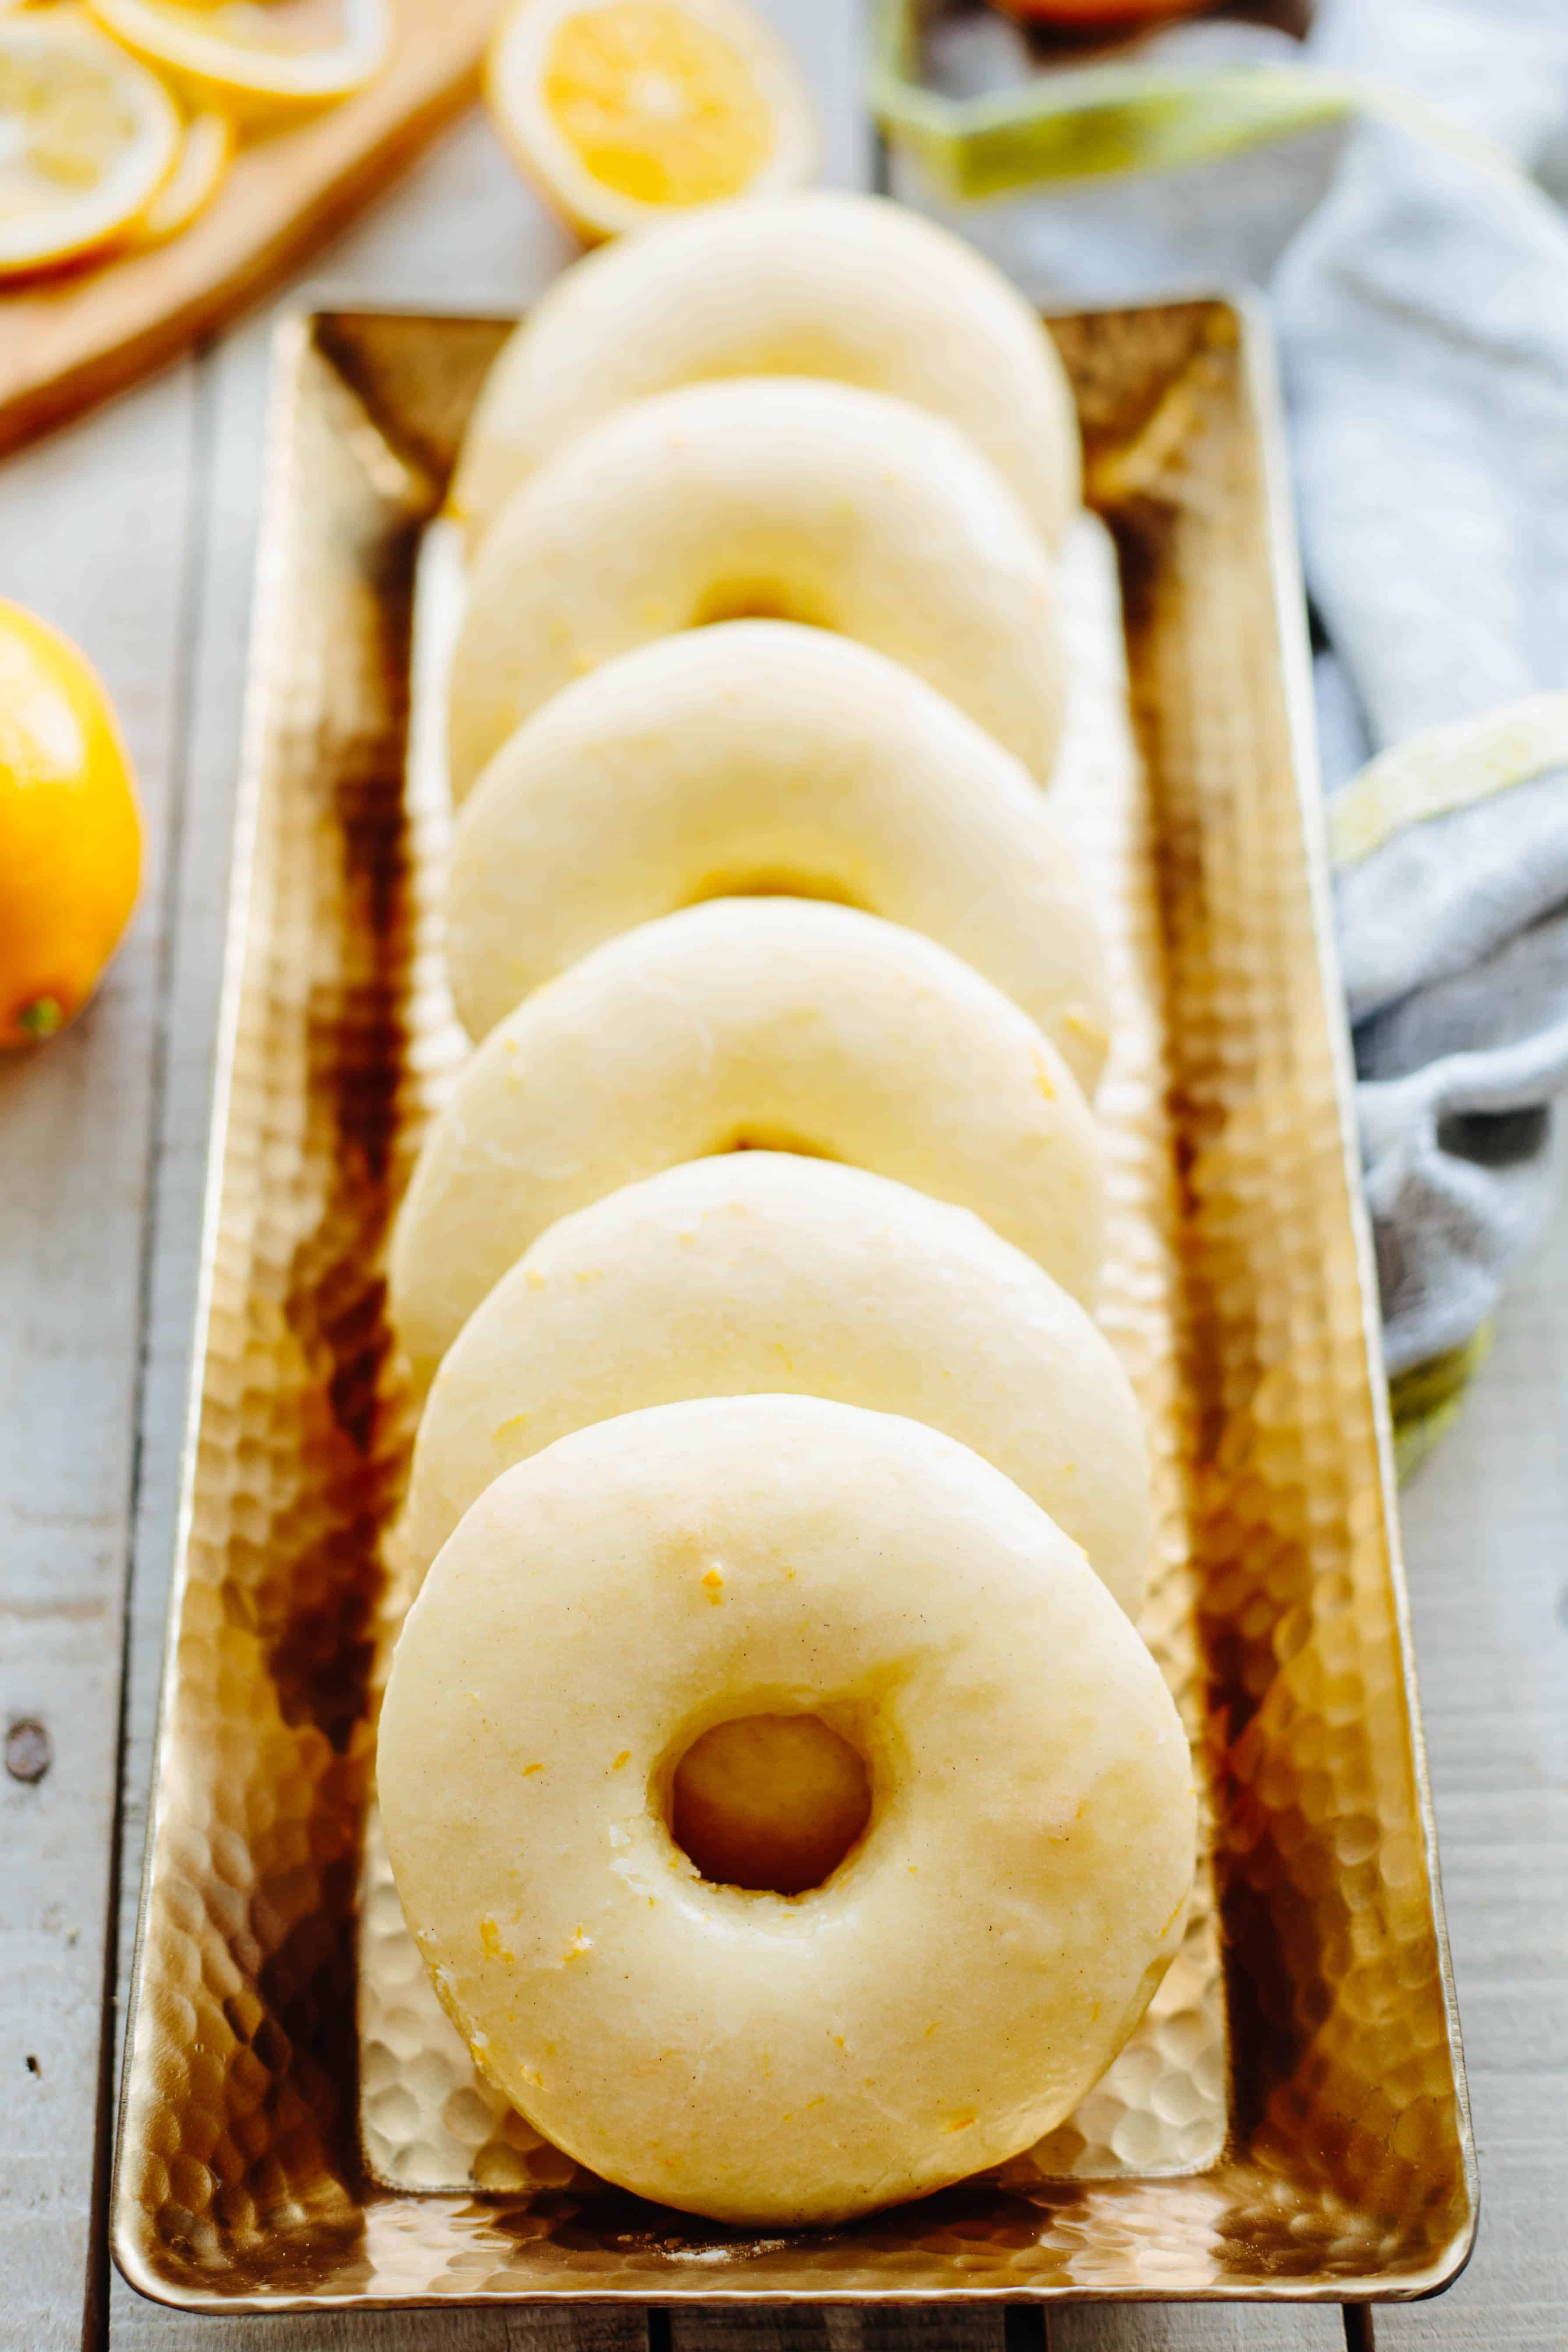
[130,105,230,244]
[485,0,816,242]
[0,12,180,278]
[86,0,389,131]
[0,600,143,1049]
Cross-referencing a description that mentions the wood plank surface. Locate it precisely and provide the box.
[0,363,198,2352]
[1048,2308,1349,2348]
[114,2309,646,2352]
[1374,1187,1568,2352]
[672,2314,1005,2352]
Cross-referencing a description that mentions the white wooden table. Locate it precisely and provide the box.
[2,6,1565,2346]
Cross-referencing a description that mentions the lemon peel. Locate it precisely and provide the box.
[485,0,815,242]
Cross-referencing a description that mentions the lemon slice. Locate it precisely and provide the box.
[0,13,179,277]
[130,104,229,243]
[486,0,816,242]
[85,0,390,130]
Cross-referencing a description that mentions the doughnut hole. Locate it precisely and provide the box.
[680,874,869,914]
[692,582,833,631]
[717,1129,840,1159]
[669,1712,872,1895]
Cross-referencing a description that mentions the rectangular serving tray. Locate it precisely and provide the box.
[111,294,1477,2313]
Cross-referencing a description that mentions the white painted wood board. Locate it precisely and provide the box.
[0,0,1552,2344]
[0,362,198,2352]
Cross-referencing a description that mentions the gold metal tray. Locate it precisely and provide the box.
[111,296,1476,2313]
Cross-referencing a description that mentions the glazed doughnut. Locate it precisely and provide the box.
[400,1152,1148,1614]
[451,190,1081,553]
[448,622,1109,1092]
[387,897,1103,1385]
[377,1394,1196,2227]
[446,377,1065,804]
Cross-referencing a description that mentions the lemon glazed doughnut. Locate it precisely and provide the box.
[446,376,1065,804]
[377,1395,1196,2228]
[448,622,1110,1092]
[400,1153,1149,1614]
[387,897,1103,1386]
[451,190,1081,553]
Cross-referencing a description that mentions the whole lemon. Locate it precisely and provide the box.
[0,599,142,1049]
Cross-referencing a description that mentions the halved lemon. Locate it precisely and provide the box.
[0,12,180,277]
[485,0,817,242]
[85,0,390,131]
[130,103,230,242]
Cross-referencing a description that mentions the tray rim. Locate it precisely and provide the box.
[1237,300,1479,2296]
[110,307,313,2311]
[108,288,1479,2315]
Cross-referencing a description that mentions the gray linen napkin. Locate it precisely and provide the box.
[893,0,1568,1396]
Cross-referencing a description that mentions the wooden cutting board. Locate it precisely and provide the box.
[0,0,505,457]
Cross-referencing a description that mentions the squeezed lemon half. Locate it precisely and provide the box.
[485,0,815,241]
[0,11,180,276]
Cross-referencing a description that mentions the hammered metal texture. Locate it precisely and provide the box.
[111,300,1476,2312]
